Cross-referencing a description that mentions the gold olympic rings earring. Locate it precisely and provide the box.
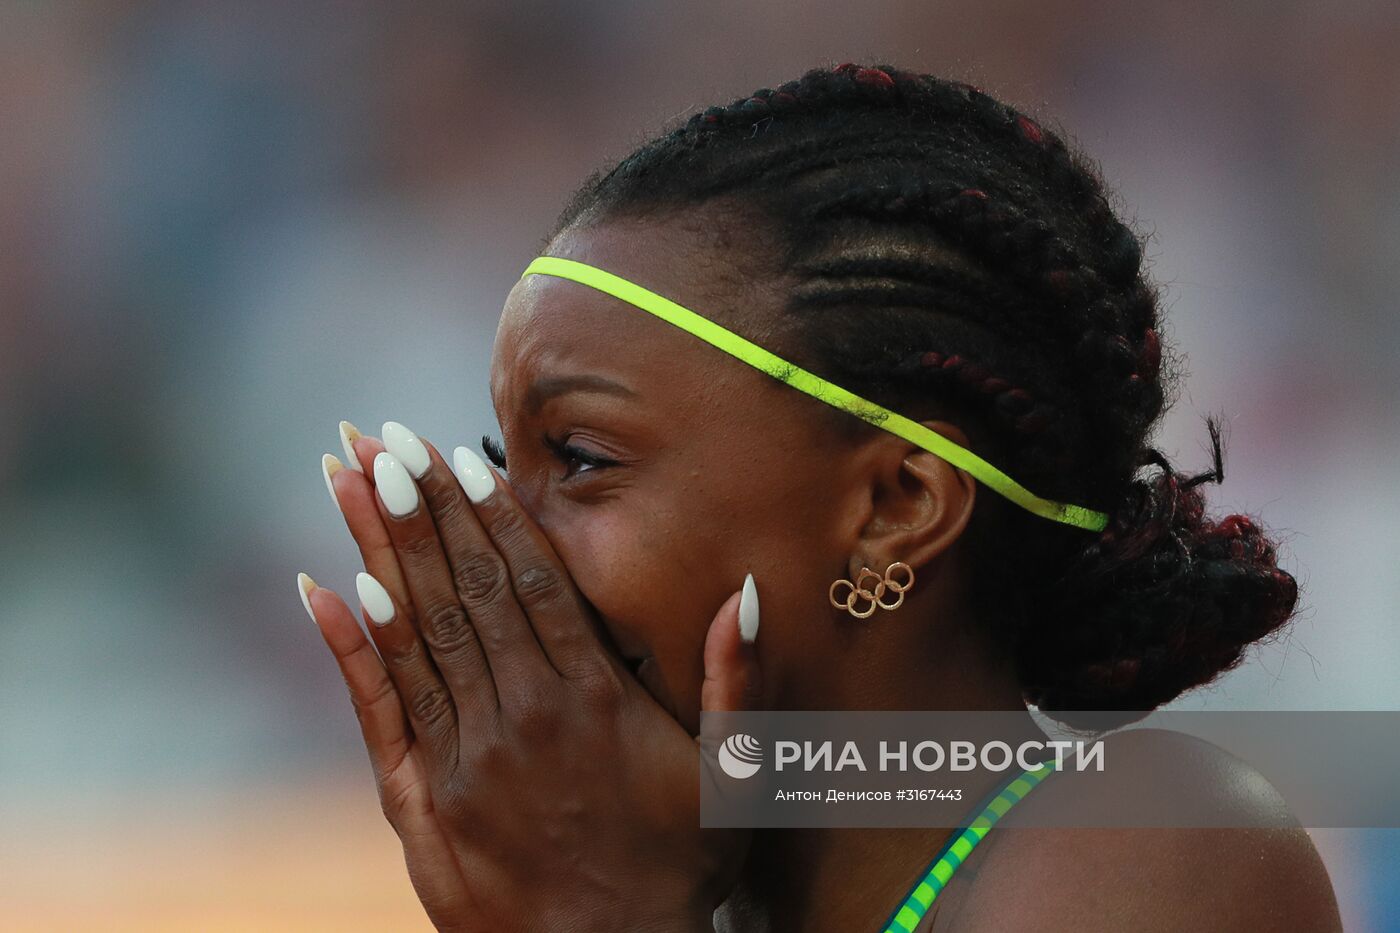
[829,561,916,619]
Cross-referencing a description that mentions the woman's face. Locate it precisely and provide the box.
[492,212,985,734]
[488,212,890,734]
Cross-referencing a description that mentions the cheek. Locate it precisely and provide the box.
[546,505,727,647]
[545,501,736,715]
[527,442,852,724]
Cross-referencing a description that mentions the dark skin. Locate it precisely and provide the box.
[310,425,761,932]
[928,730,1343,932]
[307,206,1341,931]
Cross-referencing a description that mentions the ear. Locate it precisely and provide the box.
[848,420,977,579]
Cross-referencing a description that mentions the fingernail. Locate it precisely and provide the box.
[453,445,496,503]
[373,451,420,518]
[297,572,318,623]
[382,421,430,478]
[356,572,395,626]
[339,421,364,473]
[322,453,344,510]
[739,573,759,644]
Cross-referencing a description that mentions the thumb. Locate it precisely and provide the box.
[697,575,768,832]
[701,573,763,714]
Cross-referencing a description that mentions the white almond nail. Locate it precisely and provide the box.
[374,451,420,518]
[339,421,364,473]
[739,573,759,644]
[356,572,395,626]
[453,445,497,503]
[382,421,431,478]
[297,572,318,623]
[322,453,344,510]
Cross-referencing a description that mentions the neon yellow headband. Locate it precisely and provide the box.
[520,256,1110,532]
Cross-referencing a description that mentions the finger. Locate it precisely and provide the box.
[701,573,764,714]
[339,419,377,477]
[697,576,769,813]
[351,570,469,776]
[382,423,556,705]
[372,445,507,716]
[373,434,559,715]
[325,436,411,628]
[327,447,470,740]
[299,574,478,925]
[336,422,499,717]
[302,571,458,776]
[298,573,413,776]
[450,444,614,686]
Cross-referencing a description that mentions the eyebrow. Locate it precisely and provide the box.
[524,374,638,413]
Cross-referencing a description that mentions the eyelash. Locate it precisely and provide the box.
[543,434,617,479]
[482,434,507,470]
[481,433,619,480]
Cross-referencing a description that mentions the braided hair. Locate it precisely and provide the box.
[545,62,1299,725]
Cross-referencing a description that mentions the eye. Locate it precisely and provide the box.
[544,434,618,480]
[482,434,507,470]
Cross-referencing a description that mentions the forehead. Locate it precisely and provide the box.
[490,213,788,409]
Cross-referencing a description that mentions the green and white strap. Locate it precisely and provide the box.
[880,761,1057,933]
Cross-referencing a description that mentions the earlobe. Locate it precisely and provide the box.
[829,560,917,619]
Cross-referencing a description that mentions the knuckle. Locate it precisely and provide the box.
[406,682,455,731]
[419,599,478,655]
[422,624,481,662]
[430,770,473,820]
[349,675,398,718]
[463,726,512,777]
[426,485,470,526]
[487,506,531,552]
[396,531,444,564]
[741,670,766,706]
[454,553,509,605]
[378,633,429,670]
[577,664,627,714]
[512,564,565,608]
[508,687,562,741]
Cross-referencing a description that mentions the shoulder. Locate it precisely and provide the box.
[931,729,1342,933]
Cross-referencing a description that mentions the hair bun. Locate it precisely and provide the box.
[1022,418,1299,727]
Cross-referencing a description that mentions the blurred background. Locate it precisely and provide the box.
[2,0,1397,929]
